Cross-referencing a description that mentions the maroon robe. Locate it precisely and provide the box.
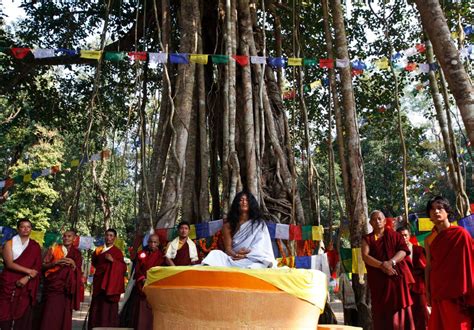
[407,245,429,330]
[88,245,126,330]
[132,249,164,330]
[170,241,192,266]
[0,239,42,330]
[39,246,83,330]
[428,226,473,330]
[363,230,415,330]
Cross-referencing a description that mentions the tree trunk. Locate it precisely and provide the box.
[415,0,474,146]
[330,0,370,328]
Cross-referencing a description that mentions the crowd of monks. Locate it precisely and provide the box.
[0,194,472,330]
[0,220,198,330]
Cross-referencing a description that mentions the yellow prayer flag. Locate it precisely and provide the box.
[452,221,458,226]
[70,159,80,167]
[115,238,125,252]
[451,31,458,39]
[23,174,32,183]
[375,57,389,70]
[189,225,197,239]
[418,217,434,231]
[189,54,209,65]
[287,57,303,66]
[312,225,323,241]
[30,230,45,247]
[351,248,367,274]
[80,50,102,60]
[310,80,322,90]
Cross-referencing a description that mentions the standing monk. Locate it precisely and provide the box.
[165,221,198,266]
[88,228,126,330]
[39,230,83,330]
[398,227,429,329]
[424,196,473,330]
[362,211,415,330]
[0,219,42,330]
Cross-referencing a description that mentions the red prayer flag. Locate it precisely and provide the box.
[11,48,31,59]
[319,58,334,69]
[283,90,296,100]
[4,178,14,189]
[351,68,364,76]
[154,228,168,245]
[232,55,249,67]
[51,165,60,174]
[415,43,426,53]
[289,224,302,240]
[405,62,417,71]
[128,51,147,61]
[73,235,80,248]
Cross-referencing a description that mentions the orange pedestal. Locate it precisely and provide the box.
[145,268,325,329]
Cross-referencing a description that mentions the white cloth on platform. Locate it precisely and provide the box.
[202,220,276,269]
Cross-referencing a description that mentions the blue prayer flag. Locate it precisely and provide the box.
[458,214,474,238]
[170,53,189,64]
[196,222,210,239]
[267,57,285,68]
[266,222,276,239]
[295,256,311,269]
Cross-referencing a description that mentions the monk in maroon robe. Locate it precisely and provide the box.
[165,221,198,266]
[130,234,164,329]
[88,228,126,330]
[362,211,415,330]
[398,227,429,329]
[0,219,42,330]
[424,196,473,330]
[39,230,83,330]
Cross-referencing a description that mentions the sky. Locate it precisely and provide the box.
[2,0,25,25]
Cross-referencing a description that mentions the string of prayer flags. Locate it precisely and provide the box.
[319,58,334,69]
[302,226,313,240]
[190,54,209,65]
[295,256,311,269]
[266,222,276,238]
[232,55,249,66]
[351,60,367,71]
[105,52,126,62]
[374,57,389,70]
[336,58,350,68]
[303,58,317,66]
[80,50,102,60]
[169,53,189,64]
[149,52,168,67]
[275,223,290,239]
[287,57,303,66]
[418,217,434,232]
[211,54,229,64]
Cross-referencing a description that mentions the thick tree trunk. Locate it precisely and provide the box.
[415,0,474,145]
[156,0,199,228]
[330,0,370,328]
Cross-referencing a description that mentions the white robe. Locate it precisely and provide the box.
[202,220,276,269]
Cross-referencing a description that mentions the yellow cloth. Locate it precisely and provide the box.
[189,225,197,239]
[189,54,208,64]
[418,217,434,231]
[351,248,367,275]
[310,80,322,90]
[115,238,125,252]
[80,50,102,60]
[30,230,45,247]
[145,266,328,310]
[287,58,303,66]
[312,225,324,241]
[23,174,32,183]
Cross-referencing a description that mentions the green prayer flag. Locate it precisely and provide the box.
[104,52,126,62]
[303,58,317,66]
[44,232,62,248]
[415,232,431,247]
[167,227,178,241]
[303,85,311,93]
[340,247,352,273]
[302,225,313,240]
[211,55,229,64]
[13,176,23,184]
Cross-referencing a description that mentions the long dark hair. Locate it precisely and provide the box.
[227,191,261,234]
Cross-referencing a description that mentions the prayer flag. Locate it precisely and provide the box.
[415,43,426,53]
[287,57,303,66]
[44,232,62,248]
[303,58,317,66]
[319,58,334,69]
[282,89,296,100]
[155,228,168,243]
[312,225,323,241]
[295,256,311,269]
[128,51,147,61]
[115,238,125,252]
[0,181,5,188]
[418,63,430,73]
[30,230,45,247]
[41,168,51,177]
[169,53,189,64]
[374,57,389,70]
[289,224,302,240]
[403,47,418,57]
[11,48,31,59]
[101,150,111,159]
[351,69,364,76]
[351,60,366,70]
[418,217,434,231]
[250,56,266,64]
[33,49,55,59]
[265,222,276,239]
[429,63,439,71]
[23,174,32,183]
[51,165,60,174]
[70,159,80,167]
[275,223,289,239]
[302,226,313,240]
[80,50,102,60]
[211,54,229,64]
[310,80,322,90]
[196,222,210,238]
[167,227,177,241]
[13,176,23,184]
[232,55,249,66]
[267,57,285,68]
[56,48,78,56]
[351,248,367,275]
[104,52,126,62]
[209,219,223,236]
[149,52,168,66]
[405,62,417,71]
[189,225,197,239]
[3,178,13,189]
[464,26,473,35]
[458,214,474,238]
[336,58,349,68]
[78,236,94,250]
[94,237,105,247]
[90,153,101,161]
[190,54,209,64]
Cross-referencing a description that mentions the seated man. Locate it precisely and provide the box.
[165,222,199,266]
[202,191,276,269]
